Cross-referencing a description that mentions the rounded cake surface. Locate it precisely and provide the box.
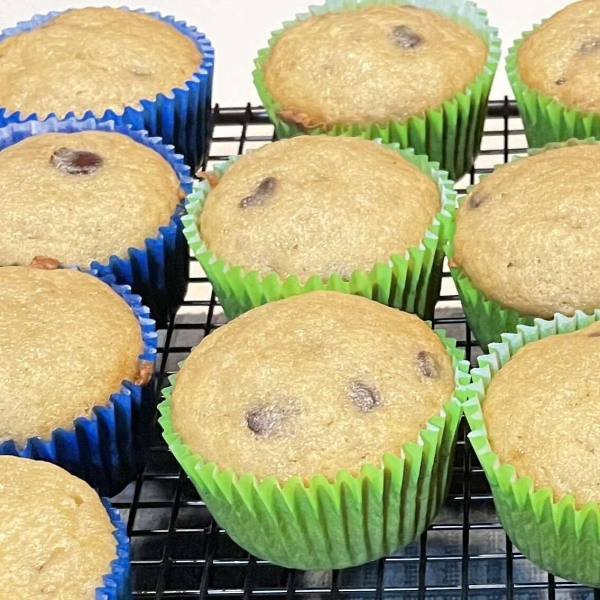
[264,5,488,127]
[453,144,600,318]
[171,291,455,482]
[0,455,117,599]
[483,321,600,508]
[517,0,600,113]
[200,135,441,281]
[0,130,183,267]
[0,267,143,443]
[0,7,202,118]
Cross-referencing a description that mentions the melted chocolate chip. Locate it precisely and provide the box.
[245,403,292,437]
[239,176,277,209]
[349,381,381,412]
[390,25,422,49]
[468,193,485,209]
[580,39,600,54]
[51,147,103,175]
[415,351,441,379]
[555,77,566,86]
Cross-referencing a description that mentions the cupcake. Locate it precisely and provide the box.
[463,311,600,588]
[253,0,501,180]
[159,291,469,570]
[448,138,600,350]
[0,7,214,168]
[0,265,156,497]
[508,0,600,149]
[186,135,456,320]
[0,119,193,325]
[0,455,129,599]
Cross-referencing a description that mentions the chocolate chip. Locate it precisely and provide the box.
[51,147,103,175]
[390,25,423,49]
[555,77,566,86]
[415,350,441,379]
[239,176,277,209]
[245,403,292,437]
[580,39,600,53]
[507,262,514,268]
[468,193,485,209]
[349,381,381,412]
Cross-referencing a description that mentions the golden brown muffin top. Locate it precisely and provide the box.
[0,130,183,267]
[264,5,488,128]
[453,144,600,319]
[200,136,441,281]
[0,7,201,119]
[483,321,600,508]
[0,267,144,444]
[0,456,116,599]
[171,291,455,482]
[517,0,600,113]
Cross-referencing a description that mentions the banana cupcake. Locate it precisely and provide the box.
[0,456,129,599]
[508,0,600,148]
[0,120,193,324]
[0,266,156,496]
[0,7,214,167]
[186,135,456,319]
[160,291,467,570]
[464,312,600,588]
[254,0,501,179]
[449,139,600,350]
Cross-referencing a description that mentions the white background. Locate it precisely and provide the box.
[0,0,575,106]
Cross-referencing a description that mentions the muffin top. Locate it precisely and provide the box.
[171,291,455,482]
[263,5,488,128]
[0,456,116,599]
[0,7,201,119]
[453,144,600,319]
[200,136,441,281]
[517,0,600,113]
[0,130,184,267]
[483,321,600,508]
[0,267,145,444]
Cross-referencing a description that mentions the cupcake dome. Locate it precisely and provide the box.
[517,0,600,113]
[0,8,201,120]
[0,267,144,444]
[453,143,600,320]
[0,456,118,599]
[200,135,441,282]
[171,291,455,481]
[263,5,488,129]
[0,130,184,268]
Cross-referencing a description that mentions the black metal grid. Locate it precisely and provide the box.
[111,98,600,599]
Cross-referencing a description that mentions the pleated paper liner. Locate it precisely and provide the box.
[158,329,470,571]
[507,24,600,150]
[0,117,194,327]
[446,137,600,352]
[102,498,132,599]
[0,272,158,498]
[252,0,501,181]
[0,8,214,170]
[184,143,456,321]
[462,310,600,588]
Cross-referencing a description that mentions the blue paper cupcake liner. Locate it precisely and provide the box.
[0,7,214,170]
[0,271,158,498]
[101,499,131,600]
[0,116,194,326]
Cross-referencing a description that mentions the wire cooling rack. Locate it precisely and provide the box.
[111,98,600,599]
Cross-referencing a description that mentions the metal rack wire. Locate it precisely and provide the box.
[111,98,600,599]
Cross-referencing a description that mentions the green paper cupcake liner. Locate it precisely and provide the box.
[184,143,456,321]
[159,328,470,570]
[445,137,600,352]
[507,24,600,149]
[252,0,501,181]
[462,310,600,588]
